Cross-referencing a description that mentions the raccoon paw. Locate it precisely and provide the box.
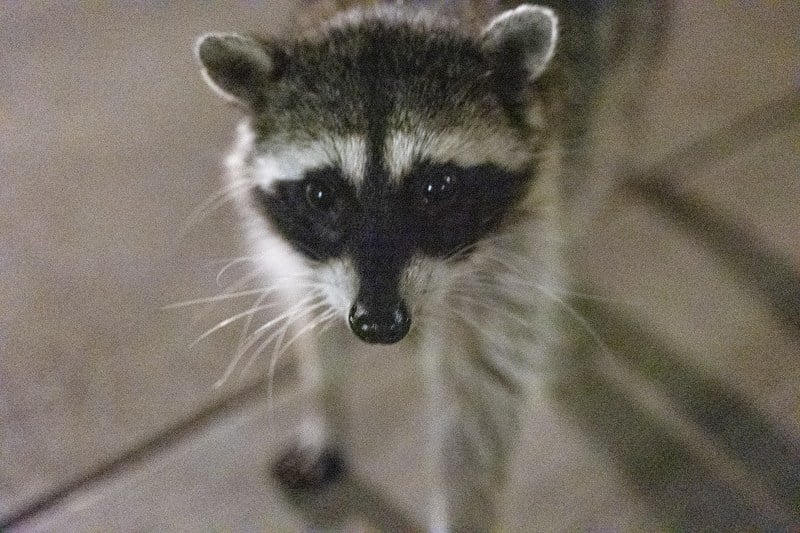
[271,446,346,492]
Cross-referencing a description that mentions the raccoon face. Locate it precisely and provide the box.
[196,6,558,345]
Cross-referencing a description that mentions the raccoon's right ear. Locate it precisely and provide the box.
[481,5,558,82]
[194,33,284,109]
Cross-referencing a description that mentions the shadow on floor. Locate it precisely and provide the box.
[552,297,800,530]
[623,91,800,338]
[271,469,421,531]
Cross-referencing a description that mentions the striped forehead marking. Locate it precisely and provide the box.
[252,134,367,187]
[384,127,533,182]
[247,126,531,188]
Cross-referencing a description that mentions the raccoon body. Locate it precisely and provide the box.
[195,2,662,529]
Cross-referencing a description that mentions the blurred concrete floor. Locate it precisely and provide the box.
[1,1,798,531]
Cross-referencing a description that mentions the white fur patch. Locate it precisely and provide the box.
[225,120,257,177]
[317,258,357,316]
[245,130,367,188]
[253,146,331,187]
[385,128,532,181]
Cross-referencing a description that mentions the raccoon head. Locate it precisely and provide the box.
[195,5,558,345]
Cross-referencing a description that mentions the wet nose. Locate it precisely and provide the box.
[348,299,411,344]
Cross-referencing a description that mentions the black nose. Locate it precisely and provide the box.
[348,300,411,344]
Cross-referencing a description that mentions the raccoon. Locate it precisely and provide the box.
[194,1,665,529]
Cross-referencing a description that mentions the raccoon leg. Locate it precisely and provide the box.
[272,328,348,491]
[445,389,521,529]
[440,420,501,530]
[426,335,523,530]
[271,444,345,491]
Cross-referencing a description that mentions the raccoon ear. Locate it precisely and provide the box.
[194,33,281,109]
[481,5,558,82]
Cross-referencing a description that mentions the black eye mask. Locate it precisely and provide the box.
[251,161,531,263]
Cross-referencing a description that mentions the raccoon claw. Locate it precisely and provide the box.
[272,446,346,491]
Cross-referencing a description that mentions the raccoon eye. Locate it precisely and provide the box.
[305,180,335,210]
[421,174,457,205]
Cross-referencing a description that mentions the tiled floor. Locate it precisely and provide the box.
[2,2,798,530]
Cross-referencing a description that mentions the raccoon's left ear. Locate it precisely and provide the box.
[481,4,558,82]
[194,33,283,110]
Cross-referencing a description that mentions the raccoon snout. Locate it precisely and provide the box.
[348,299,411,344]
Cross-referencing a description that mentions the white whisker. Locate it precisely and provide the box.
[266,308,338,411]
[213,290,277,389]
[191,299,282,348]
[237,299,329,390]
[235,295,327,365]
[163,287,273,310]
[179,179,252,239]
[215,257,260,287]
[533,285,616,360]
[450,293,546,336]
[213,293,323,389]
[274,308,337,362]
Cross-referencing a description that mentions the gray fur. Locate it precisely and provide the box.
[196,6,557,152]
